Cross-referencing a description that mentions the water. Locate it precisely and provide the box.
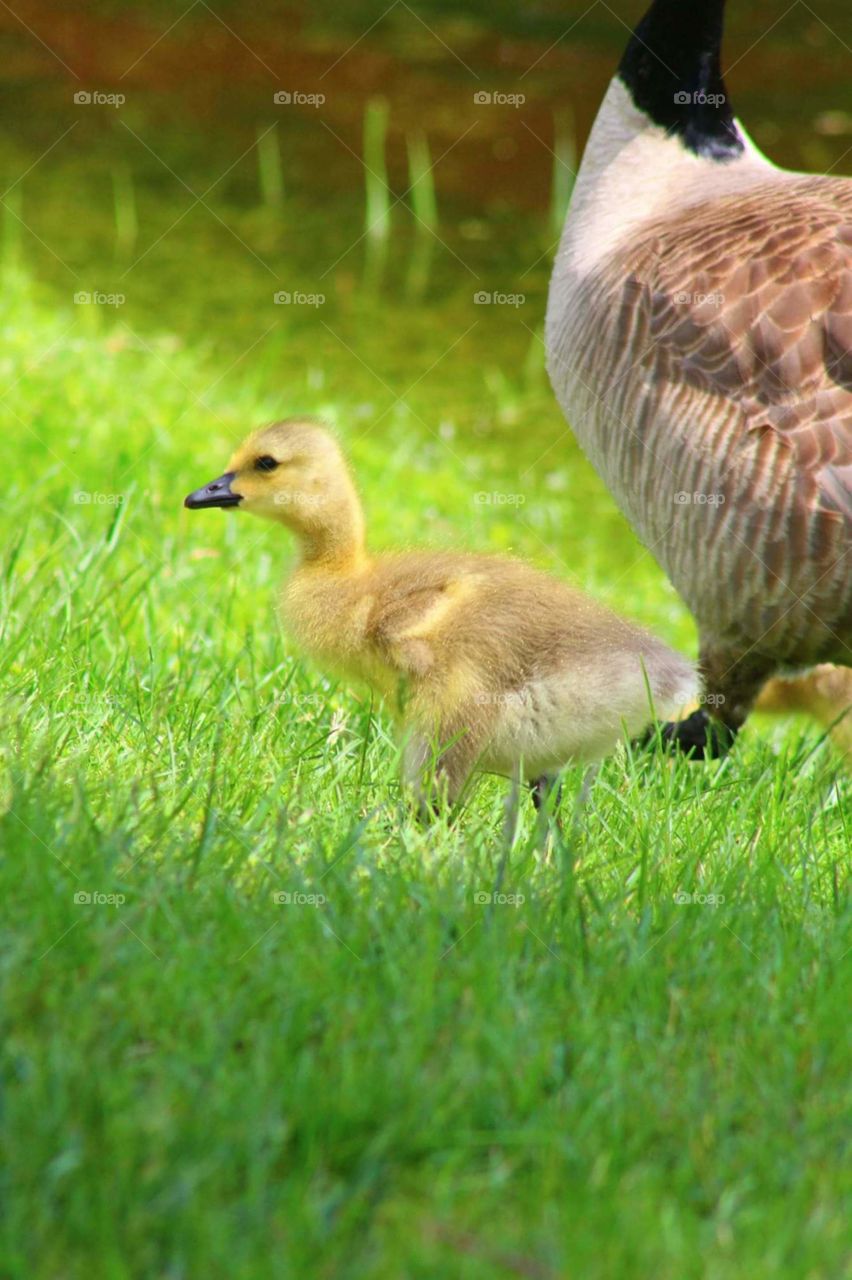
[2,0,851,630]
[4,2,850,350]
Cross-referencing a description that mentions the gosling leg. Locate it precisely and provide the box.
[402,719,484,820]
[530,774,563,812]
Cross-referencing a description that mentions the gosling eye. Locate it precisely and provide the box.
[254,455,279,473]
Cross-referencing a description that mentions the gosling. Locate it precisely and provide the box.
[184,418,696,809]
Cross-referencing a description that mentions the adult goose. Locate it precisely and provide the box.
[546,0,852,755]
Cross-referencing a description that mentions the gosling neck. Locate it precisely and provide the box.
[291,489,368,571]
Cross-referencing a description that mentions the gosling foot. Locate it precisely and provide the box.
[530,774,563,812]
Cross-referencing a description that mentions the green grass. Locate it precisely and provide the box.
[1,271,850,1279]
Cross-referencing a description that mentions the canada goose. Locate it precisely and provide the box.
[546,0,852,757]
[184,418,695,809]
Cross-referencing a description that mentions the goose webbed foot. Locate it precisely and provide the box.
[642,708,737,760]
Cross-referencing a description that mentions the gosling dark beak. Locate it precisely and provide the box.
[184,472,242,510]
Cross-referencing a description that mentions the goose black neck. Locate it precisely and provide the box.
[618,0,743,161]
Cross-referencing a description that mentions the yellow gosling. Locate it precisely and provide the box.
[755,667,852,769]
[185,417,697,809]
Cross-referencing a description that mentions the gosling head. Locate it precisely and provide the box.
[185,417,365,562]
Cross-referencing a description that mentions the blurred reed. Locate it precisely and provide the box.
[257,123,284,209]
[405,128,437,297]
[549,107,577,240]
[111,163,138,262]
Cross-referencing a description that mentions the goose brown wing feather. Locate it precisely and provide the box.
[633,178,852,523]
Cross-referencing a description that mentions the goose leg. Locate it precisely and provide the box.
[657,647,775,759]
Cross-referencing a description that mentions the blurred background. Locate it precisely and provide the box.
[3,0,852,637]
